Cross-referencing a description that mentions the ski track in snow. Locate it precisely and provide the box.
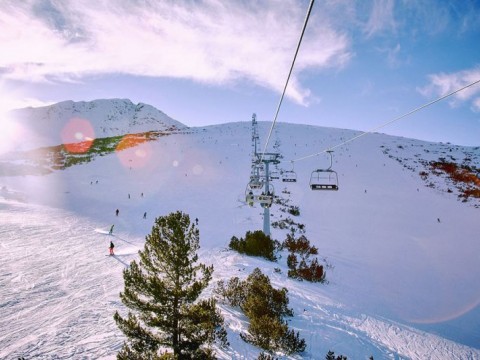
[208,250,480,360]
[3,213,475,360]
[0,202,131,359]
[0,121,479,359]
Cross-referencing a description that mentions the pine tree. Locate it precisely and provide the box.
[325,350,348,360]
[257,351,278,360]
[114,211,227,359]
[326,350,336,360]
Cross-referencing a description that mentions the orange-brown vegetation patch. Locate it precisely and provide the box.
[430,160,480,199]
[116,134,150,152]
[64,140,94,154]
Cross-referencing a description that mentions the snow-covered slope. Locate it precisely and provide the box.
[5,99,186,151]
[0,105,479,359]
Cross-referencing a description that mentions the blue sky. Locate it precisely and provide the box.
[1,0,479,145]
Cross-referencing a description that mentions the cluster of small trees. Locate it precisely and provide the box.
[215,268,306,355]
[52,133,159,169]
[228,229,327,283]
[326,350,348,360]
[113,211,332,358]
[229,230,279,261]
[283,233,326,283]
[326,350,374,359]
[257,352,278,360]
[271,217,305,232]
[287,205,300,216]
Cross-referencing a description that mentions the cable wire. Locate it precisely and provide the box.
[292,78,480,163]
[260,0,315,160]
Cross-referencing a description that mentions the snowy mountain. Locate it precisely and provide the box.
[0,101,479,359]
[5,99,186,151]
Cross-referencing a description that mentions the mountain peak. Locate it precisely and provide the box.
[8,99,187,151]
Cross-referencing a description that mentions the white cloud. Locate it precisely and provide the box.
[0,0,352,105]
[418,67,480,112]
[363,0,396,37]
[0,80,53,115]
[361,0,479,39]
[473,97,480,113]
[375,43,403,68]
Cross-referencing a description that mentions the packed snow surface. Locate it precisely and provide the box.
[1,100,479,359]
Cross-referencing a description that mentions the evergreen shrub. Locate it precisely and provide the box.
[229,230,278,261]
[215,268,305,354]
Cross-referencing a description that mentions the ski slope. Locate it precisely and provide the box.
[1,107,479,359]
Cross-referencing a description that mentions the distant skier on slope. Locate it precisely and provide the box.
[109,224,114,235]
[109,241,115,255]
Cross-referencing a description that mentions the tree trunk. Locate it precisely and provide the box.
[173,295,179,356]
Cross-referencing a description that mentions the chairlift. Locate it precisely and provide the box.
[249,164,264,189]
[258,194,273,208]
[270,171,280,180]
[249,175,263,190]
[245,183,274,207]
[310,151,339,191]
[282,162,297,182]
[245,190,255,206]
[282,171,297,182]
[259,184,275,208]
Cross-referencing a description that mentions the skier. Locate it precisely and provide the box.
[109,224,114,235]
[109,241,115,255]
[115,209,119,216]
[143,212,147,219]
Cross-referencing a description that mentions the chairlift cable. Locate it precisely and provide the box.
[260,0,315,161]
[291,78,480,163]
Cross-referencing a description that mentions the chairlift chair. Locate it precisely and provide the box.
[282,161,297,182]
[282,171,297,182]
[249,175,263,190]
[258,194,273,208]
[245,183,274,207]
[259,184,275,208]
[246,191,255,206]
[310,151,339,191]
[310,170,338,190]
[270,171,280,180]
[245,186,256,206]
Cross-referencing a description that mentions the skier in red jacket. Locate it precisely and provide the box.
[109,241,115,255]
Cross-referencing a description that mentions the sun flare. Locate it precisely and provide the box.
[0,116,21,154]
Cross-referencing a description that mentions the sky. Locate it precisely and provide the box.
[1,0,480,145]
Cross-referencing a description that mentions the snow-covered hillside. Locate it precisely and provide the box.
[0,101,479,359]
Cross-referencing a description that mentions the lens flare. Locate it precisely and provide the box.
[192,164,204,175]
[116,134,152,169]
[0,118,23,154]
[406,297,480,325]
[135,148,147,158]
[61,118,95,153]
